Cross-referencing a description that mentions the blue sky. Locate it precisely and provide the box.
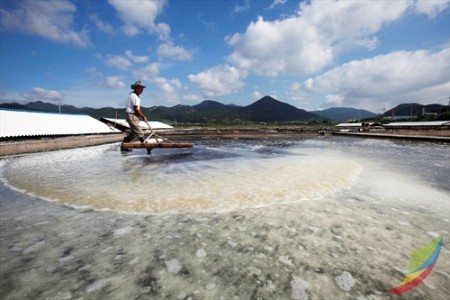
[0,0,449,113]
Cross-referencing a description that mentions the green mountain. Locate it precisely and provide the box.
[18,97,450,124]
[1,96,321,124]
[241,96,319,122]
[312,107,377,122]
[382,103,450,118]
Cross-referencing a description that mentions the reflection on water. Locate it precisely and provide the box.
[0,137,449,299]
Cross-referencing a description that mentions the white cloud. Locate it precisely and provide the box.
[125,50,149,63]
[226,1,422,76]
[323,94,345,108]
[89,14,114,34]
[413,0,450,18]
[289,48,450,111]
[23,87,63,102]
[146,76,182,105]
[104,55,132,71]
[152,77,181,93]
[251,91,264,100]
[0,0,91,47]
[157,42,194,61]
[108,0,167,37]
[183,94,204,103]
[100,76,126,89]
[127,62,183,105]
[188,64,247,98]
[268,0,288,10]
[233,0,250,13]
[131,63,161,84]
[104,51,149,71]
[86,67,102,78]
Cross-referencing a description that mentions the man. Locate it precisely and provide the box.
[121,80,148,151]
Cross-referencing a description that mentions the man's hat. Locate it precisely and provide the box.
[131,80,146,89]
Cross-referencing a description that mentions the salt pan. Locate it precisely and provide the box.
[22,240,45,255]
[227,240,237,248]
[427,231,440,238]
[129,257,139,265]
[248,266,261,275]
[59,255,74,263]
[86,278,111,293]
[114,226,132,235]
[279,255,294,266]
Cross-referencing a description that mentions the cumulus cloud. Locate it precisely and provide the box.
[89,14,114,34]
[157,42,194,61]
[226,0,445,77]
[125,50,149,63]
[0,0,91,47]
[146,76,182,105]
[414,0,450,18]
[108,0,192,66]
[100,76,126,89]
[288,47,450,112]
[104,55,132,71]
[128,62,183,105]
[152,77,181,94]
[23,87,63,102]
[107,0,167,37]
[104,51,149,71]
[188,64,247,98]
[183,94,204,103]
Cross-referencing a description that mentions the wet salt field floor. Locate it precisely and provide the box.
[0,137,449,299]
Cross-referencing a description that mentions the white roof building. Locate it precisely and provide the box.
[383,121,450,127]
[0,109,121,138]
[335,122,380,127]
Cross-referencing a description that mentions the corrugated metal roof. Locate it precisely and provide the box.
[102,118,174,130]
[384,121,450,127]
[336,123,363,127]
[336,122,379,127]
[0,109,121,138]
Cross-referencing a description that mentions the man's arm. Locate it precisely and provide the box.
[134,105,148,122]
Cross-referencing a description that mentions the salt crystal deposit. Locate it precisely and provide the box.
[165,259,182,274]
[335,272,355,291]
[291,278,309,300]
[0,137,449,299]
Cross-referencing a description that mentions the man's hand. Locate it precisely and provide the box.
[134,106,147,122]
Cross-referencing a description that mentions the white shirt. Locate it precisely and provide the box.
[125,92,141,114]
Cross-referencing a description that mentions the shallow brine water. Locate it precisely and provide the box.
[0,136,449,299]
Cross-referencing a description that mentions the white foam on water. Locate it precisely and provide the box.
[1,146,362,214]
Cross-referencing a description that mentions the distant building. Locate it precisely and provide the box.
[383,121,450,130]
[0,108,121,139]
[335,122,382,132]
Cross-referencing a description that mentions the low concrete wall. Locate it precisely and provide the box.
[0,134,124,156]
